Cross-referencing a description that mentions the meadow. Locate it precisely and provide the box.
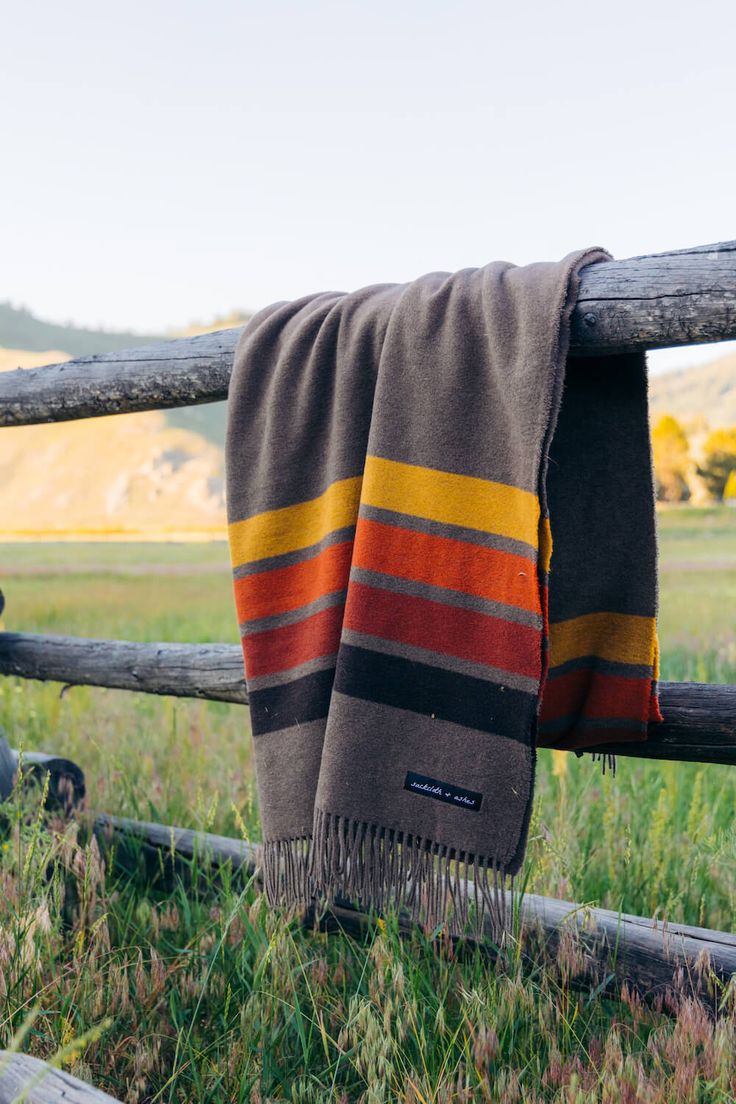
[0,507,735,1102]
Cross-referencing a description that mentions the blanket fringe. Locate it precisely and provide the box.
[261,835,314,908]
[310,808,513,945]
[590,751,617,777]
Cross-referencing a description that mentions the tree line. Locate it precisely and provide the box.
[652,415,736,503]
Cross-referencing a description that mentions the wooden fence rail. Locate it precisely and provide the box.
[2,240,736,427]
[1,632,735,765]
[93,812,736,1005]
[0,1052,122,1103]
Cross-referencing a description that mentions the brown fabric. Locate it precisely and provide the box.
[225,249,661,938]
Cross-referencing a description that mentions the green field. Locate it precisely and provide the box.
[1,507,735,1101]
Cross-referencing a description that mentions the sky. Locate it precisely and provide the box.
[3,0,736,375]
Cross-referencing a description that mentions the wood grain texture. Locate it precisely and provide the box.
[0,1052,121,1103]
[0,328,237,427]
[93,812,736,1004]
[0,632,246,704]
[2,240,736,426]
[2,632,734,764]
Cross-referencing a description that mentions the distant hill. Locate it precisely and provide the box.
[166,402,228,448]
[0,303,248,449]
[649,352,736,428]
[0,410,226,539]
[0,347,70,373]
[0,302,164,358]
[0,306,247,538]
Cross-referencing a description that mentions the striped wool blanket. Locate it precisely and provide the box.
[226,248,662,938]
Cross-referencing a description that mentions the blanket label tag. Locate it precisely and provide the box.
[403,771,483,812]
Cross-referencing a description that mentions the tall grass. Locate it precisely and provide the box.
[2,774,735,1103]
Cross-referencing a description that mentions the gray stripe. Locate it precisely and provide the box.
[341,628,539,694]
[241,590,346,636]
[358,504,538,560]
[232,526,355,579]
[350,567,542,629]
[539,715,646,736]
[246,654,337,692]
[546,655,654,681]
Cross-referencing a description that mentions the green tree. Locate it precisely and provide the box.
[651,414,691,502]
[697,427,736,500]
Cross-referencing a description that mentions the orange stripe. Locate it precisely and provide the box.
[234,540,352,623]
[344,582,542,679]
[353,518,540,613]
[244,604,344,678]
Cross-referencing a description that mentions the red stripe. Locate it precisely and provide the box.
[540,667,652,725]
[244,603,344,678]
[649,688,663,723]
[344,581,541,679]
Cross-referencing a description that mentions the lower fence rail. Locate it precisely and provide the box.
[93,812,736,1007]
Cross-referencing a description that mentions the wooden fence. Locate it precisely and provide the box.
[2,241,736,765]
[1,240,736,1097]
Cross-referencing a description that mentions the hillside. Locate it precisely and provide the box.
[649,351,736,427]
[0,302,163,357]
[0,309,232,538]
[0,346,71,373]
[0,411,226,539]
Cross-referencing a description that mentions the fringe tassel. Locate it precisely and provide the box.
[309,808,513,945]
[261,834,314,908]
[590,751,617,777]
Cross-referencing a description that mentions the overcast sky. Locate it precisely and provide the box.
[3,0,735,374]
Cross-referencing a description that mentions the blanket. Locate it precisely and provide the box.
[225,248,662,938]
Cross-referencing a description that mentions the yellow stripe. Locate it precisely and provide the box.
[228,476,362,566]
[362,456,540,547]
[549,612,657,669]
[539,516,553,574]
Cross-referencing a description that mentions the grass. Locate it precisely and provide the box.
[0,505,735,1101]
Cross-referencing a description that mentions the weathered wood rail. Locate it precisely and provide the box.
[93,812,736,1005]
[0,1052,122,1103]
[2,240,736,426]
[1,632,734,765]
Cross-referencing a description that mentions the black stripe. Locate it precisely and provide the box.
[250,666,335,735]
[539,714,646,737]
[546,655,654,680]
[546,354,657,621]
[334,644,536,744]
